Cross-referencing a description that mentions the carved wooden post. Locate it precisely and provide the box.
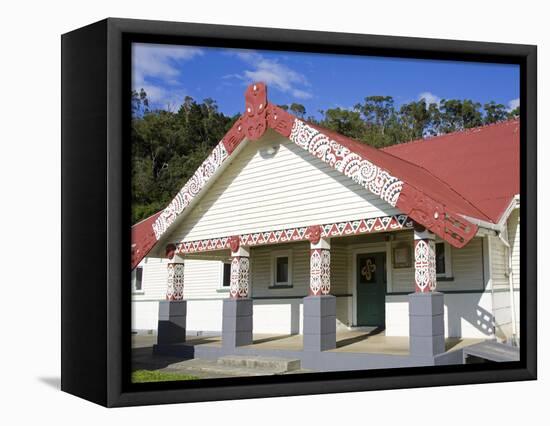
[156,244,187,346]
[309,237,331,296]
[414,228,437,293]
[303,226,336,352]
[409,227,444,357]
[222,236,253,348]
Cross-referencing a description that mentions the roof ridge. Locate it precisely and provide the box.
[382,118,519,151]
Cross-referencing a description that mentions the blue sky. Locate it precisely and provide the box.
[132,43,520,118]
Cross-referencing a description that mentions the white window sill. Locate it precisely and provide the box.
[269,284,293,289]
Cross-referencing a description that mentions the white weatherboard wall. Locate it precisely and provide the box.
[384,292,494,338]
[250,241,350,334]
[131,257,229,332]
[170,130,399,243]
[383,234,493,338]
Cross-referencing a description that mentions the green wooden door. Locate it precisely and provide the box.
[356,252,386,327]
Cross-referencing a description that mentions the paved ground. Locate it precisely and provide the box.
[132,335,311,379]
[132,330,484,380]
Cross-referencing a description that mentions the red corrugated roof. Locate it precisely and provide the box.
[382,119,520,224]
[131,211,161,269]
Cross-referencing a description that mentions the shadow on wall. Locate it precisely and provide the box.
[445,292,495,338]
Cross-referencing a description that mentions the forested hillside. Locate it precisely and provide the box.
[131,89,518,224]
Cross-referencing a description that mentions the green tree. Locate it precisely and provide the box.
[131,90,234,223]
[483,101,508,124]
[355,96,396,135]
[289,103,306,118]
[436,99,483,133]
[319,108,366,140]
[132,88,150,116]
[399,100,434,140]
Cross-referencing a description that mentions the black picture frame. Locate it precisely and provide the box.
[61,17,537,407]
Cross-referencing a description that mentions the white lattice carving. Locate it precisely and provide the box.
[414,239,437,292]
[166,263,184,300]
[289,119,403,207]
[310,249,331,296]
[230,256,250,298]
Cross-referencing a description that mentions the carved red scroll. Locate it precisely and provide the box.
[397,185,477,248]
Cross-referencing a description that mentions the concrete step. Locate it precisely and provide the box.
[217,355,301,372]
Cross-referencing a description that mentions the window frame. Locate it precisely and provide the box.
[270,249,293,288]
[435,241,453,279]
[131,265,144,294]
[217,260,232,292]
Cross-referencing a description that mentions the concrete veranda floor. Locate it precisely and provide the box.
[131,330,485,379]
[132,329,484,356]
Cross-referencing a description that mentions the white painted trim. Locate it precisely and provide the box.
[497,194,521,228]
[270,249,293,287]
[414,229,435,240]
[311,237,331,250]
[461,194,520,234]
[487,235,495,293]
[231,246,250,257]
[462,214,502,232]
[496,224,519,344]
[348,242,388,327]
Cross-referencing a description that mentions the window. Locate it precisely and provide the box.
[131,266,143,292]
[435,242,453,279]
[271,250,292,287]
[222,262,231,287]
[435,243,445,274]
[276,256,289,283]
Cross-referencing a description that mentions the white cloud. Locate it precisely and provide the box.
[417,91,441,105]
[508,98,520,111]
[132,43,203,108]
[226,50,312,100]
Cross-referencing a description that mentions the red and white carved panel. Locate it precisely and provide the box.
[310,249,331,296]
[230,256,250,299]
[152,142,229,239]
[414,239,437,293]
[175,214,413,255]
[289,119,403,207]
[166,263,185,300]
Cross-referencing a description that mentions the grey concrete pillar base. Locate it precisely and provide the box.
[157,300,187,345]
[222,298,253,348]
[409,292,445,356]
[303,295,336,352]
